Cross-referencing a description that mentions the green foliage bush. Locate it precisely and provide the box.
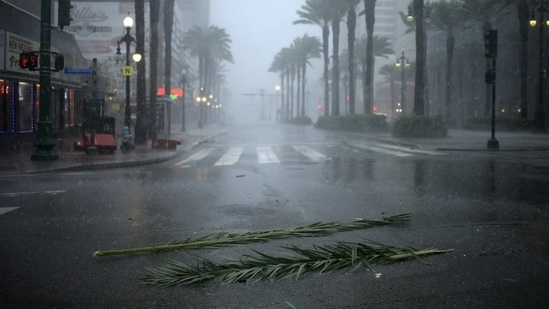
[314,114,389,133]
[391,115,448,138]
[463,116,535,131]
[287,116,313,125]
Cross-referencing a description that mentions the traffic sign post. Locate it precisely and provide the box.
[122,66,132,76]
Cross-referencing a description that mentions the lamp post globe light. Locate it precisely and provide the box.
[116,15,141,151]
[396,51,410,115]
[529,1,549,133]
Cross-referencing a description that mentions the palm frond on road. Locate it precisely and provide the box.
[93,214,410,257]
[141,241,454,286]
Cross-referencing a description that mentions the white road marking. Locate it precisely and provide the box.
[214,147,244,166]
[175,148,212,166]
[0,190,66,197]
[292,145,327,161]
[376,144,446,156]
[355,145,415,157]
[0,207,19,216]
[257,146,280,164]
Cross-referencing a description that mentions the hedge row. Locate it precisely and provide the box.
[391,115,448,138]
[463,116,535,131]
[314,114,390,133]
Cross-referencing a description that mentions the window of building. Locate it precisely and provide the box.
[0,80,15,134]
[17,82,34,133]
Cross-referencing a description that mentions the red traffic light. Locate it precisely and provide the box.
[317,104,323,110]
[19,52,38,70]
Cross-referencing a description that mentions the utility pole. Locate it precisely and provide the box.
[32,0,58,161]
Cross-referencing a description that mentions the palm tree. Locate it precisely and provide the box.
[134,0,147,143]
[149,0,159,139]
[294,0,332,116]
[516,0,530,119]
[412,0,427,116]
[183,26,233,127]
[292,37,302,118]
[163,0,175,105]
[298,34,321,117]
[356,35,393,88]
[361,0,377,115]
[330,2,349,116]
[429,0,462,120]
[378,64,397,119]
[345,0,362,114]
[269,48,288,121]
[457,0,514,116]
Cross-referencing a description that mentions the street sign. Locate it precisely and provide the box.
[122,66,133,76]
[63,66,92,75]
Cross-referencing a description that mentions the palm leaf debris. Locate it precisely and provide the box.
[93,214,410,257]
[141,241,454,286]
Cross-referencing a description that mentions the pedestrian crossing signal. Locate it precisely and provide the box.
[19,52,38,70]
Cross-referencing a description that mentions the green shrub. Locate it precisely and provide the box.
[463,116,535,131]
[287,116,313,125]
[392,115,448,138]
[314,114,389,133]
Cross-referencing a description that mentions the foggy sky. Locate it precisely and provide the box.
[210,0,322,100]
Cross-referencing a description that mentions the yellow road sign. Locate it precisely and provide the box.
[122,66,133,76]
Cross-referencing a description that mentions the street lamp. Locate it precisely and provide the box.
[115,15,141,137]
[529,1,549,133]
[396,51,410,115]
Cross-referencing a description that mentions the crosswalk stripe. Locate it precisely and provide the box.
[292,145,327,161]
[355,145,415,157]
[175,148,212,166]
[0,207,18,216]
[257,146,280,164]
[175,143,445,168]
[214,147,244,166]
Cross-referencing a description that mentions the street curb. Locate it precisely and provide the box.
[25,130,225,174]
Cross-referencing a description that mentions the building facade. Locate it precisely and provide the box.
[0,0,99,152]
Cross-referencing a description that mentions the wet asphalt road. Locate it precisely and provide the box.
[1,122,548,308]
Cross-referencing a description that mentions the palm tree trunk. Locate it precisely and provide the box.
[290,66,295,119]
[332,20,341,116]
[322,24,330,116]
[134,0,147,143]
[347,7,356,115]
[280,74,285,121]
[164,0,175,100]
[413,0,426,116]
[286,70,290,121]
[364,0,376,114]
[445,34,455,119]
[302,64,306,117]
[482,24,493,117]
[518,0,529,118]
[149,0,159,140]
[296,64,301,119]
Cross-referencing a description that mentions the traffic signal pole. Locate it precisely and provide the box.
[31,0,58,161]
[485,30,499,150]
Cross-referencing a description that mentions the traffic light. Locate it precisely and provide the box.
[58,0,73,27]
[484,30,497,59]
[54,54,65,71]
[485,69,496,84]
[19,52,38,70]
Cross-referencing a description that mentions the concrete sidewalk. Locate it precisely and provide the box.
[0,124,226,175]
[370,129,549,152]
[1,125,548,175]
